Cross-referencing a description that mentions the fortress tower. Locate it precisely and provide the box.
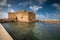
[8,10,36,22]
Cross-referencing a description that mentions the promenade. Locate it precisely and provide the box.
[0,24,13,40]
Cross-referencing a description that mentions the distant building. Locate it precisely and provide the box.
[8,10,36,22]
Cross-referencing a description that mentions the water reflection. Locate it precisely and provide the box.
[2,22,39,40]
[34,22,60,40]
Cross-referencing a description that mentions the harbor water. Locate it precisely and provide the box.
[2,22,60,40]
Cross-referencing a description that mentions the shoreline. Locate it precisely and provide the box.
[0,19,60,24]
[37,20,60,24]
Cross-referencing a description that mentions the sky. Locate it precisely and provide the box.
[0,0,60,20]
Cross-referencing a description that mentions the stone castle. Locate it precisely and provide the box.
[8,10,36,22]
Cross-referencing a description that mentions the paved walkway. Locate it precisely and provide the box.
[0,24,13,40]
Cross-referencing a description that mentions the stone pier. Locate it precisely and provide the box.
[0,24,13,40]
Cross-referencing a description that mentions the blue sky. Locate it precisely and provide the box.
[0,0,60,19]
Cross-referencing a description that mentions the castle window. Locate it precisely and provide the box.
[21,17,23,19]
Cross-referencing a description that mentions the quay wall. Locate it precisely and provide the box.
[0,24,13,40]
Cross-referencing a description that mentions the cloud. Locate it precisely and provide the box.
[52,3,60,10]
[52,3,59,8]
[29,5,43,12]
[36,12,49,20]
[36,14,45,20]
[19,1,33,7]
[0,0,7,6]
[50,13,60,19]
[0,6,8,19]
[49,12,60,19]
[19,0,32,5]
[45,12,49,18]
[51,3,60,19]
[0,7,8,19]
[38,0,47,4]
[8,8,15,12]
[7,4,15,12]
[19,3,27,7]
[10,9,15,12]
[0,0,7,14]
[0,0,8,19]
[0,12,8,19]
[8,4,12,8]
[0,7,7,13]
[0,8,3,11]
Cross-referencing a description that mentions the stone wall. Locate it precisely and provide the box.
[8,12,16,21]
[16,10,36,22]
[29,12,36,22]
[16,11,29,22]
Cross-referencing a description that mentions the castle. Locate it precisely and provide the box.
[8,10,36,22]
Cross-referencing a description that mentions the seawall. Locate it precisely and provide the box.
[0,23,13,40]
